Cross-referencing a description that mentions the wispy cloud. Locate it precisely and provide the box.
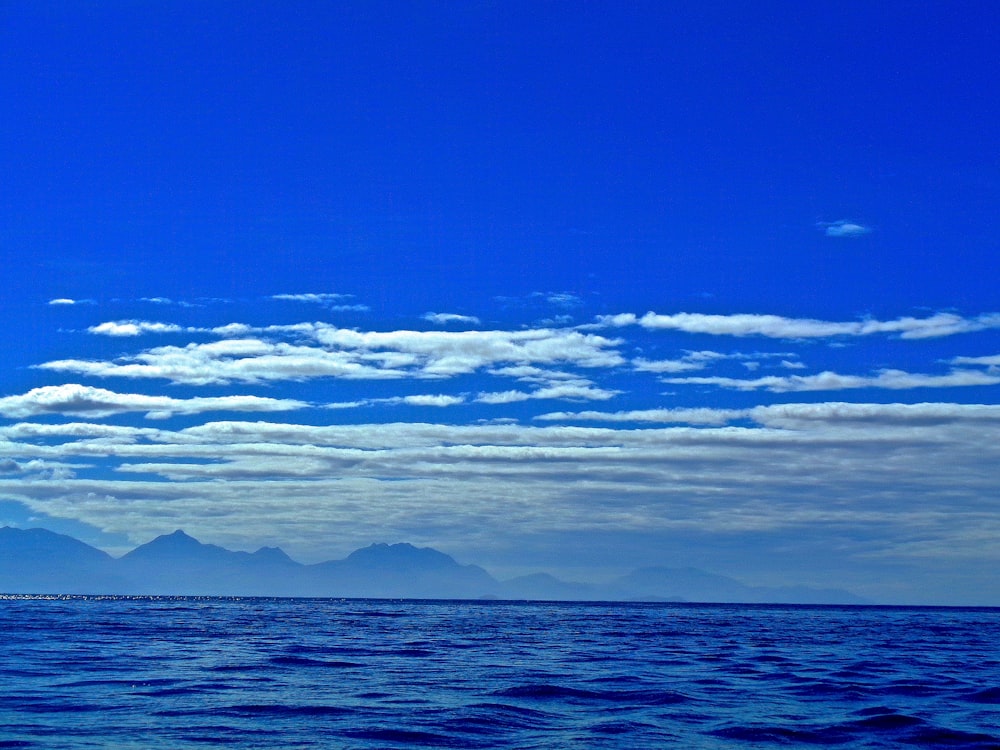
[476,382,619,404]
[818,219,872,238]
[535,407,742,425]
[325,394,467,409]
[597,311,1000,339]
[496,291,584,310]
[41,324,624,386]
[270,293,369,311]
[663,368,1000,392]
[48,298,94,306]
[422,312,482,325]
[534,291,583,308]
[951,354,1000,368]
[271,293,352,303]
[0,384,307,419]
[633,350,797,373]
[3,409,999,578]
[536,401,1000,426]
[392,394,466,407]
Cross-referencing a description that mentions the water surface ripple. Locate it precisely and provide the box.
[0,597,997,748]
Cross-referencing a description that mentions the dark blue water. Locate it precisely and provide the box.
[0,597,997,749]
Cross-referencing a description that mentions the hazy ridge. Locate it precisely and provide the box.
[0,527,866,604]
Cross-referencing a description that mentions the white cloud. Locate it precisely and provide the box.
[422,312,482,325]
[496,291,583,310]
[749,401,1000,427]
[951,354,1000,368]
[396,394,466,407]
[633,350,795,373]
[535,407,742,425]
[271,293,352,304]
[88,321,185,337]
[3,409,999,590]
[41,325,624,385]
[634,351,727,373]
[664,368,1000,392]
[818,220,872,237]
[40,340,412,385]
[325,394,468,409]
[537,292,583,308]
[476,383,618,404]
[269,294,368,311]
[536,401,1000,427]
[0,384,308,419]
[477,366,620,403]
[48,298,79,306]
[597,311,1000,339]
[323,401,372,410]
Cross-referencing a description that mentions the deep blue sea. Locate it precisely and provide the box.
[0,598,997,749]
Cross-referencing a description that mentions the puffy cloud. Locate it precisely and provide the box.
[88,321,185,337]
[818,219,872,238]
[664,368,1000,392]
[598,311,1000,339]
[0,384,308,419]
[422,312,482,325]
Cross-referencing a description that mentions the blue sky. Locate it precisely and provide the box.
[2,2,999,604]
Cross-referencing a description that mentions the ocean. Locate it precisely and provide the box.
[0,597,997,749]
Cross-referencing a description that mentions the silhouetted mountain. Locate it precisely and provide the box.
[608,566,867,604]
[308,543,498,598]
[499,572,599,601]
[251,546,297,565]
[0,527,867,603]
[0,527,120,594]
[119,530,307,596]
[612,566,756,602]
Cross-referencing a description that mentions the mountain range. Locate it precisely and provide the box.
[0,527,866,604]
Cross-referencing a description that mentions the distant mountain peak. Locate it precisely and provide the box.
[121,529,229,563]
[251,546,296,565]
[345,542,459,570]
[0,527,868,603]
[138,529,199,546]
